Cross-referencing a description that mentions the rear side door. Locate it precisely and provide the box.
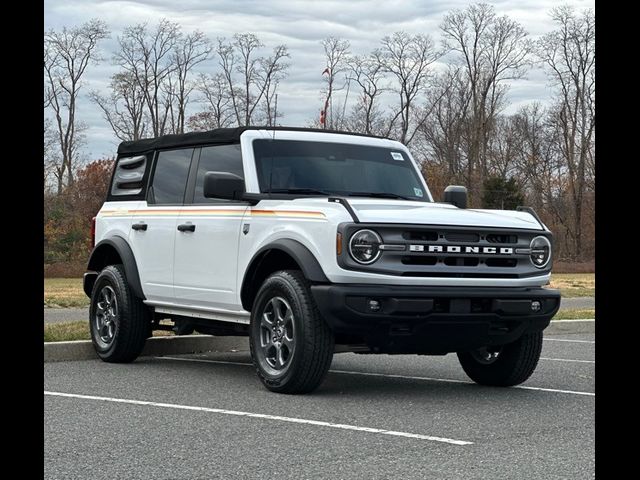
[173,144,248,312]
[128,147,195,305]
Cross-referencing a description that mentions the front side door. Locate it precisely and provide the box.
[128,147,195,305]
[174,144,248,312]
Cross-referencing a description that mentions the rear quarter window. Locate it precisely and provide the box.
[147,148,195,205]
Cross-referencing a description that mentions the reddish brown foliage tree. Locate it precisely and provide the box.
[44,158,114,266]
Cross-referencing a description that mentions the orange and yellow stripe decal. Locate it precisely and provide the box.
[249,209,326,219]
[100,208,326,220]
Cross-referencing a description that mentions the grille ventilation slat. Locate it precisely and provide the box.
[444,232,480,243]
[486,234,518,244]
[402,231,438,241]
[444,257,480,267]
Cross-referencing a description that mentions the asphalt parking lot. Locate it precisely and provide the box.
[44,332,595,479]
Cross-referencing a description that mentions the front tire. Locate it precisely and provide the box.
[250,270,334,394]
[89,264,150,363]
[457,332,543,387]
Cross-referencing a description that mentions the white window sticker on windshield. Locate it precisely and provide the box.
[390,152,404,161]
[414,187,424,197]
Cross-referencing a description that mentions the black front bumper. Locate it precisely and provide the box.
[311,284,561,354]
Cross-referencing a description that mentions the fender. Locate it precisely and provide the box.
[249,238,329,283]
[85,236,145,299]
[240,239,329,310]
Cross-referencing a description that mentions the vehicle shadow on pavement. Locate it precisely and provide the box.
[138,355,549,402]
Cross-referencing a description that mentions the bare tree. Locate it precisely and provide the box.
[441,3,532,200]
[90,72,148,141]
[347,54,387,135]
[44,19,109,191]
[259,48,289,126]
[261,75,280,126]
[486,115,521,179]
[170,31,212,133]
[416,68,471,182]
[115,20,180,137]
[537,6,595,259]
[44,119,63,192]
[319,37,351,129]
[378,32,442,144]
[189,73,236,130]
[217,34,289,126]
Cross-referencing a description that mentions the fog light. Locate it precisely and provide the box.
[531,300,541,312]
[368,299,381,312]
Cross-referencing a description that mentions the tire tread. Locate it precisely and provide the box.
[457,332,543,387]
[250,270,334,394]
[90,264,149,363]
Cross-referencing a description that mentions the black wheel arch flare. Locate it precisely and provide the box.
[240,239,329,311]
[85,236,145,300]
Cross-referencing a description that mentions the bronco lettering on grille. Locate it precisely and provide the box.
[409,245,514,255]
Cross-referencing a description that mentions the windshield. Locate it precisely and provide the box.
[252,139,430,202]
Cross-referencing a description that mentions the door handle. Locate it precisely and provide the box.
[177,223,196,232]
[132,223,147,231]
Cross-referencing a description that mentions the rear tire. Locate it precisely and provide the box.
[457,332,543,386]
[89,264,150,363]
[250,270,334,394]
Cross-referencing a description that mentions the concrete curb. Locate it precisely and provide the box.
[44,320,594,362]
[44,335,250,363]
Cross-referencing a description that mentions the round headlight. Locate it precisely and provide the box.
[349,229,382,264]
[530,236,551,268]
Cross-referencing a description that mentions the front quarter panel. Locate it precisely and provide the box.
[236,199,352,299]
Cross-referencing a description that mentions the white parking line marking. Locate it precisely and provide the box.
[550,319,595,323]
[157,357,595,397]
[327,370,595,396]
[44,391,472,446]
[514,386,594,396]
[545,338,595,344]
[540,357,595,364]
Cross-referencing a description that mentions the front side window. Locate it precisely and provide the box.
[193,144,244,203]
[252,140,429,201]
[148,148,193,204]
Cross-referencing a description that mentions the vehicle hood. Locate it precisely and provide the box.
[344,199,544,230]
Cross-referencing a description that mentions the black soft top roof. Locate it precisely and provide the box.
[117,126,388,156]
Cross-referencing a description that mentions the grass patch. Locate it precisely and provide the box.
[44,278,89,308]
[550,273,595,298]
[44,321,91,342]
[552,309,595,320]
[44,321,176,342]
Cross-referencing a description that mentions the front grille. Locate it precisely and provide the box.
[393,227,531,276]
[339,223,551,279]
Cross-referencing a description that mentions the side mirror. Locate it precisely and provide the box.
[443,185,467,209]
[203,171,245,200]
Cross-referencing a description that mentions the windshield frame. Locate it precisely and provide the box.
[247,135,433,202]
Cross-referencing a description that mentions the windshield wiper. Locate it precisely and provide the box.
[347,192,413,200]
[265,188,334,196]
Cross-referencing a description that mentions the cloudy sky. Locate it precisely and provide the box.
[45,0,595,160]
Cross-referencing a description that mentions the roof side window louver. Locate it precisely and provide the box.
[110,155,147,196]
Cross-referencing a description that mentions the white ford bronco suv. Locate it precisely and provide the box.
[84,127,560,394]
